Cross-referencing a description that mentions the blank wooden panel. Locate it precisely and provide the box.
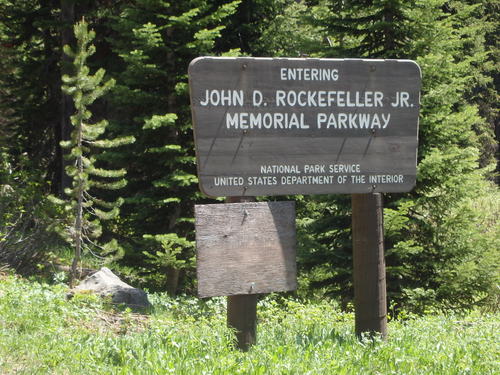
[195,201,297,298]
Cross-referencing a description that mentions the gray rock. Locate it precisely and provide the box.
[74,267,151,311]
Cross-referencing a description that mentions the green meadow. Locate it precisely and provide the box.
[1,276,497,375]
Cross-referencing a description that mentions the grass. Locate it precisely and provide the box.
[0,275,498,374]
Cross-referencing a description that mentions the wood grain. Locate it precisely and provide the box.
[188,57,421,196]
[352,193,387,338]
[195,201,297,298]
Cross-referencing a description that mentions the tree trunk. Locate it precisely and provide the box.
[59,0,75,195]
[163,24,182,296]
[165,266,180,297]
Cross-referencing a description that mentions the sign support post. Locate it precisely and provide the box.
[226,196,258,351]
[189,57,421,346]
[352,193,387,338]
[227,294,258,351]
[195,197,296,351]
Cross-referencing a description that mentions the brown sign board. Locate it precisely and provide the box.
[188,57,421,197]
[195,201,297,298]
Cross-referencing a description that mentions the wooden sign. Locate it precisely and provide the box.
[188,57,421,197]
[195,201,297,298]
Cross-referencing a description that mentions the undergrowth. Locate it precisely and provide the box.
[0,276,498,374]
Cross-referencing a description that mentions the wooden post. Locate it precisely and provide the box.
[227,294,258,351]
[351,193,387,338]
[226,196,257,351]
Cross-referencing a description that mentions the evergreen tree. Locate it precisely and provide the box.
[385,0,498,311]
[105,0,240,293]
[252,0,324,57]
[256,0,499,310]
[0,0,62,189]
[317,0,415,58]
[457,0,498,171]
[0,0,69,273]
[323,0,498,311]
[215,0,290,55]
[51,19,134,284]
[0,1,118,195]
[1,0,496,307]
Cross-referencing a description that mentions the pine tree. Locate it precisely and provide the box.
[0,1,118,195]
[321,0,499,311]
[51,19,135,285]
[256,0,499,310]
[103,0,240,293]
[0,0,62,189]
[215,0,290,55]
[0,0,68,274]
[251,0,324,57]
[314,0,415,58]
[385,0,499,311]
[456,0,498,171]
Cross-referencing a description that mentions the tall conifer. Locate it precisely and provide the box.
[52,19,135,284]
[105,0,240,293]
[256,0,499,310]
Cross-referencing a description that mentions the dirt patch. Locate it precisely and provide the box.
[67,310,150,336]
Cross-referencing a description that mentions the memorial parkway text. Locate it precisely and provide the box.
[198,89,413,130]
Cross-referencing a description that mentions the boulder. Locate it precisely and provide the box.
[74,267,151,311]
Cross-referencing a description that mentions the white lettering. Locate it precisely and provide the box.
[280,68,339,81]
[273,90,384,108]
[317,113,392,129]
[200,89,243,106]
[369,175,404,184]
[252,90,263,106]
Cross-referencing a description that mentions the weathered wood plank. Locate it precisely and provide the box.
[352,193,387,338]
[188,57,421,197]
[195,201,297,298]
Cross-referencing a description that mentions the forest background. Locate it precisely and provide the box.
[0,0,498,314]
